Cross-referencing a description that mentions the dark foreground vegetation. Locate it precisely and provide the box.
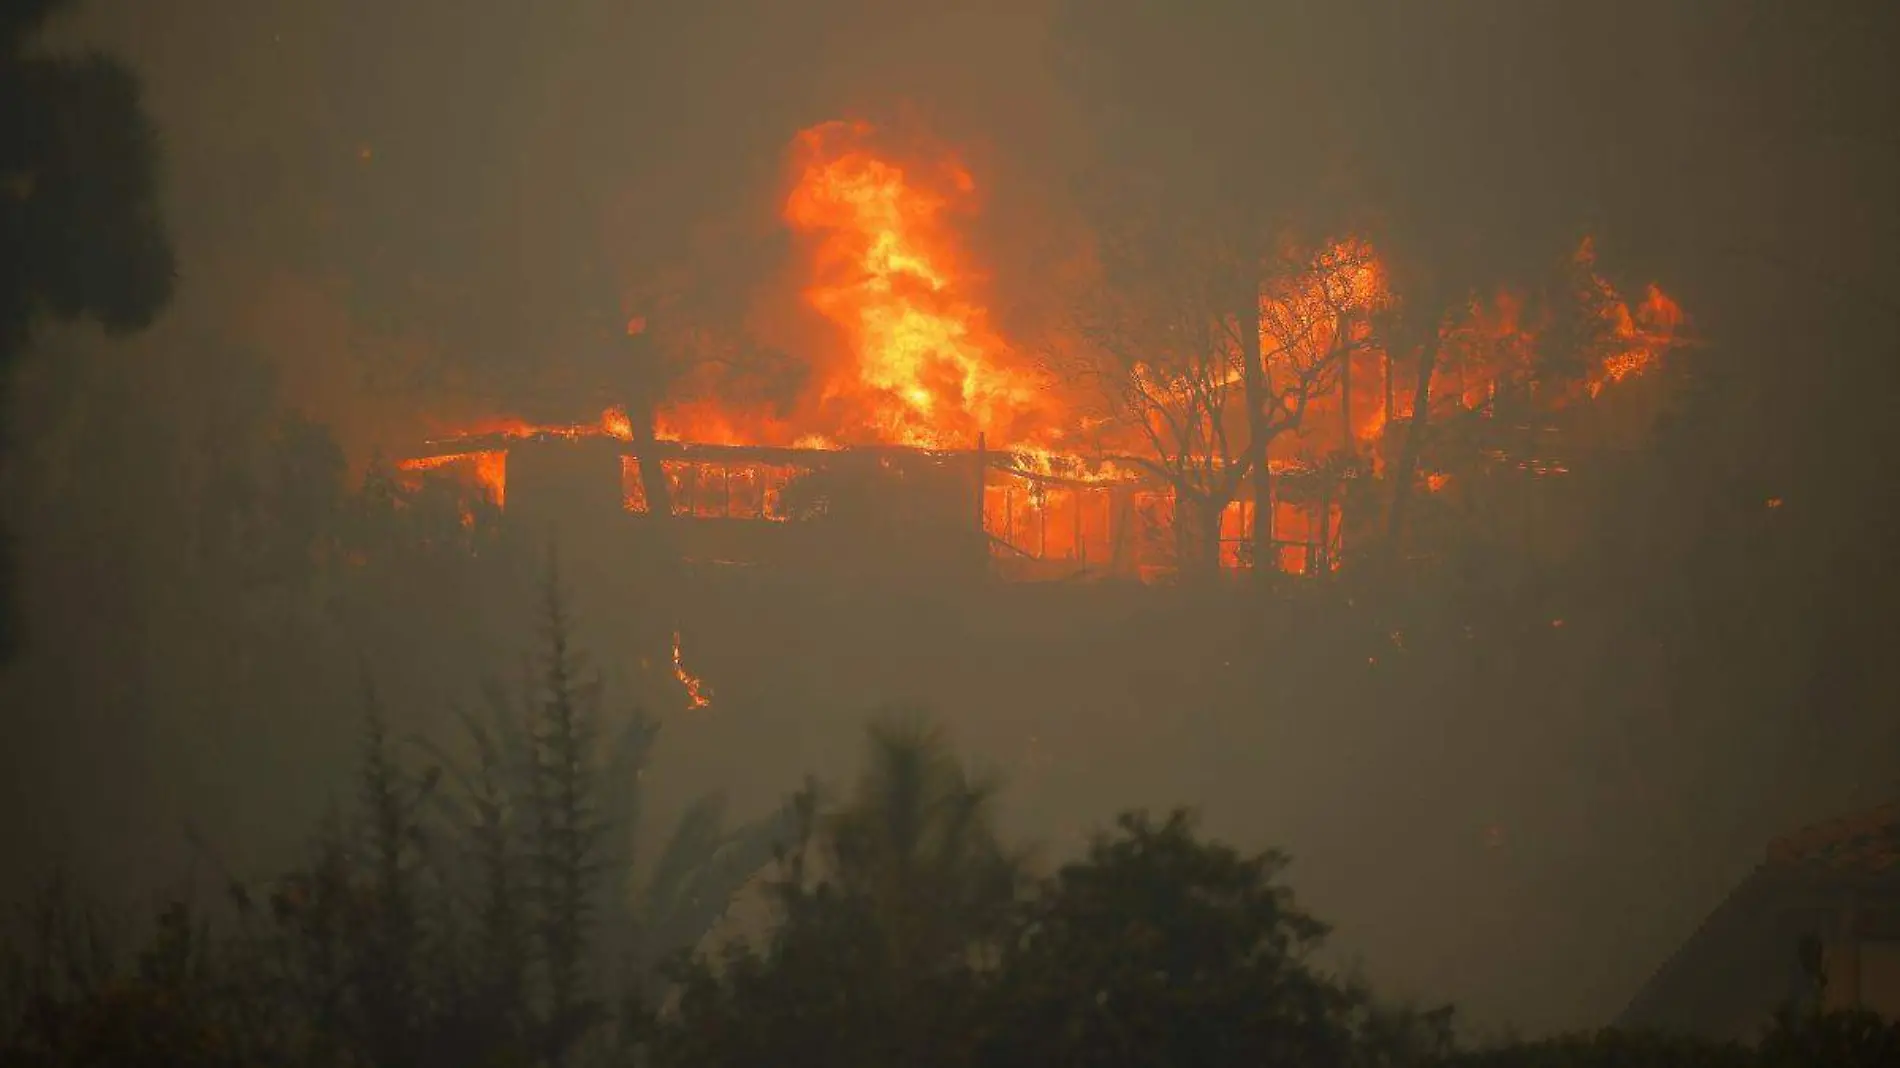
[4,582,1895,1068]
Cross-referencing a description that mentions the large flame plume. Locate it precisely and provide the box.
[781,120,1055,449]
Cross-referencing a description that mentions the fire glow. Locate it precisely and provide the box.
[398,451,508,508]
[778,120,1053,449]
[398,119,1686,576]
[672,630,711,711]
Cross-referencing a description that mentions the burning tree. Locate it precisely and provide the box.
[1255,241,1388,564]
[1065,238,1384,577]
[1051,0,1703,574]
[1370,237,1687,566]
[1064,238,1243,576]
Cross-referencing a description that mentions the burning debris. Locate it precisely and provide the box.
[398,451,507,510]
[672,629,711,711]
[394,119,1687,581]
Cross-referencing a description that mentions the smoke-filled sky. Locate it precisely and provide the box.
[39,0,1086,459]
[8,0,1900,1039]
[40,0,1899,453]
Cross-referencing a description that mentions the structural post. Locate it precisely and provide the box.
[975,432,987,535]
[1074,488,1084,564]
[1341,342,1353,454]
[1383,350,1394,431]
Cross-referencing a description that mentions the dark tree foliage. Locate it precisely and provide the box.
[0,575,791,1067]
[647,716,1020,1068]
[649,775,1438,1068]
[6,699,1900,1066]
[1755,1005,1900,1068]
[0,0,175,658]
[977,809,1359,1068]
[654,857,984,1068]
[1441,1030,1755,1068]
[1436,1008,1900,1068]
[523,560,612,1066]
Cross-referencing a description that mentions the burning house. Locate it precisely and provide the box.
[395,121,1685,583]
[402,429,1313,584]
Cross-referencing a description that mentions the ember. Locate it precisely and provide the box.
[672,630,711,711]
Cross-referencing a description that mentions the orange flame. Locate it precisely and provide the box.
[1573,237,1683,398]
[672,630,711,711]
[782,121,1052,448]
[398,450,507,508]
[655,401,766,446]
[601,406,634,441]
[406,410,633,505]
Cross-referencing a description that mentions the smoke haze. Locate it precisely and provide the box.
[4,0,1897,1038]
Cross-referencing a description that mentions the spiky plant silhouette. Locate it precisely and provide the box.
[0,559,792,1067]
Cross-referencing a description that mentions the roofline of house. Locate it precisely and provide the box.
[1617,831,1900,1033]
